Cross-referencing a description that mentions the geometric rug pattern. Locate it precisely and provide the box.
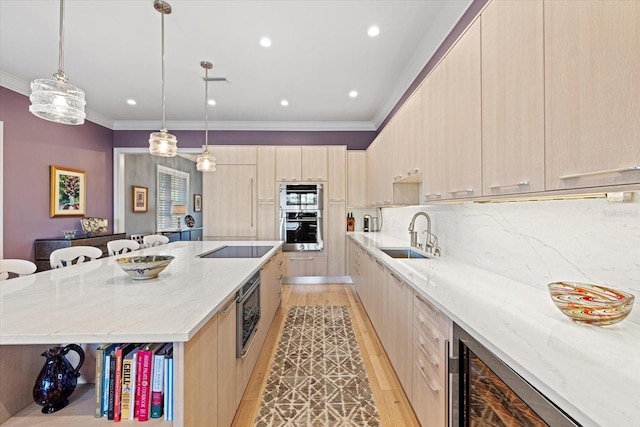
[255,306,382,427]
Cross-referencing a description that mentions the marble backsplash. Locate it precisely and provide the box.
[377,192,640,295]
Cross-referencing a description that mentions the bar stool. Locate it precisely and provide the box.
[143,235,169,248]
[50,246,103,269]
[107,240,140,256]
[0,259,37,281]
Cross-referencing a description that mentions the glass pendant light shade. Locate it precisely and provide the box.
[149,129,178,157]
[196,60,216,172]
[29,0,86,125]
[196,149,217,172]
[149,0,177,157]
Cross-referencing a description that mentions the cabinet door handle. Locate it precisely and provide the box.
[250,178,254,227]
[489,180,530,190]
[393,175,403,181]
[291,257,314,261]
[407,168,420,175]
[559,165,640,180]
[449,188,474,195]
[424,193,442,200]
[220,297,237,314]
[417,362,440,393]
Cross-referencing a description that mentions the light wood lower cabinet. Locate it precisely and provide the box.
[217,296,238,427]
[283,252,327,277]
[326,201,346,276]
[385,271,414,394]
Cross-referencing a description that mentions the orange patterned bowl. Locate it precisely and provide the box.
[548,282,634,326]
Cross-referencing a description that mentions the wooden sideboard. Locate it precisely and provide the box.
[160,227,203,242]
[34,233,126,271]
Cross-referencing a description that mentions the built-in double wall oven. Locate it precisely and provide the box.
[279,183,324,251]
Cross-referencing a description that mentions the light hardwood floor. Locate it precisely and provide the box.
[231,284,421,427]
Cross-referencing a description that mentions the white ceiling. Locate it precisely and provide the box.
[0,0,472,131]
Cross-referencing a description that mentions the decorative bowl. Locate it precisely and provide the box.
[116,255,174,280]
[548,281,634,326]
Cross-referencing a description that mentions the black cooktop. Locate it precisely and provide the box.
[199,245,273,259]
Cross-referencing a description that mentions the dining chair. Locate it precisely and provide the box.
[0,259,37,281]
[49,246,103,269]
[107,240,140,256]
[143,234,170,248]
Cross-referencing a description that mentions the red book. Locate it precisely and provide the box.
[137,344,162,421]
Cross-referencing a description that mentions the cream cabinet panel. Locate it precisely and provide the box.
[275,146,302,181]
[347,151,366,208]
[545,0,640,190]
[386,271,414,394]
[217,296,238,427]
[421,63,447,202]
[257,203,277,240]
[302,146,328,181]
[257,146,276,201]
[284,252,327,277]
[445,19,482,200]
[211,145,257,165]
[328,146,346,201]
[482,0,545,196]
[393,88,423,183]
[203,165,257,238]
[327,201,346,276]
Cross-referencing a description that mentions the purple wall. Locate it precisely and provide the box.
[0,87,114,262]
[113,129,376,150]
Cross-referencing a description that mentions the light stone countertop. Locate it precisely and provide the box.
[0,240,283,345]
[348,232,640,427]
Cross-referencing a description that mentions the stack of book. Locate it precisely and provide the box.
[94,343,174,422]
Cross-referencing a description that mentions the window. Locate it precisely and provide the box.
[157,165,190,231]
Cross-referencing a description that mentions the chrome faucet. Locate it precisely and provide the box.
[408,211,441,255]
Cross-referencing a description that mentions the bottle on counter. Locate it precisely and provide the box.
[347,212,355,232]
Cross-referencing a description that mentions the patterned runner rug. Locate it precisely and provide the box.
[255,306,382,427]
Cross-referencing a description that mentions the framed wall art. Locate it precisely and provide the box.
[132,185,148,213]
[50,165,86,217]
[194,194,202,212]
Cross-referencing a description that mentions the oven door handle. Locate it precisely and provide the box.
[237,279,260,305]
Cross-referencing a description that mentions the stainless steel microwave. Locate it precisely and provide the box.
[279,183,323,211]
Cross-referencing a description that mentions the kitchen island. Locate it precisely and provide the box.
[349,232,640,427]
[0,240,283,426]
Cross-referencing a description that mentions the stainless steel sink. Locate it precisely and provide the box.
[378,248,432,259]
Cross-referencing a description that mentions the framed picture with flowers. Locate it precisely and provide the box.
[50,165,86,217]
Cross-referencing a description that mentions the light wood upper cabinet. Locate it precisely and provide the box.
[275,146,302,181]
[394,87,423,183]
[445,18,482,200]
[481,0,545,196]
[328,146,346,201]
[257,146,276,201]
[211,145,257,165]
[302,146,328,181]
[347,151,366,208]
[421,62,447,202]
[545,0,640,190]
[203,164,257,238]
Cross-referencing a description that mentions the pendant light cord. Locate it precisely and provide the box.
[55,0,67,83]
[161,11,167,131]
[204,67,209,149]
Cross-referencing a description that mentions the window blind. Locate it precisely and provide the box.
[157,165,190,231]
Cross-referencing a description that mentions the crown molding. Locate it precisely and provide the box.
[113,120,376,132]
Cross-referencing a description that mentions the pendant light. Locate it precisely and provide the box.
[29,0,86,125]
[149,0,178,157]
[196,61,217,172]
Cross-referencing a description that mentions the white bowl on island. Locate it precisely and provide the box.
[116,255,174,280]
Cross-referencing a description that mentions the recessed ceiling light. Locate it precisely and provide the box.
[281,99,289,106]
[126,99,137,105]
[368,26,380,37]
[349,90,358,98]
[208,99,216,106]
[260,37,272,47]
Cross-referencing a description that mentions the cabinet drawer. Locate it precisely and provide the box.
[413,344,447,427]
[414,293,450,336]
[414,327,446,386]
[284,254,327,277]
[414,307,448,359]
